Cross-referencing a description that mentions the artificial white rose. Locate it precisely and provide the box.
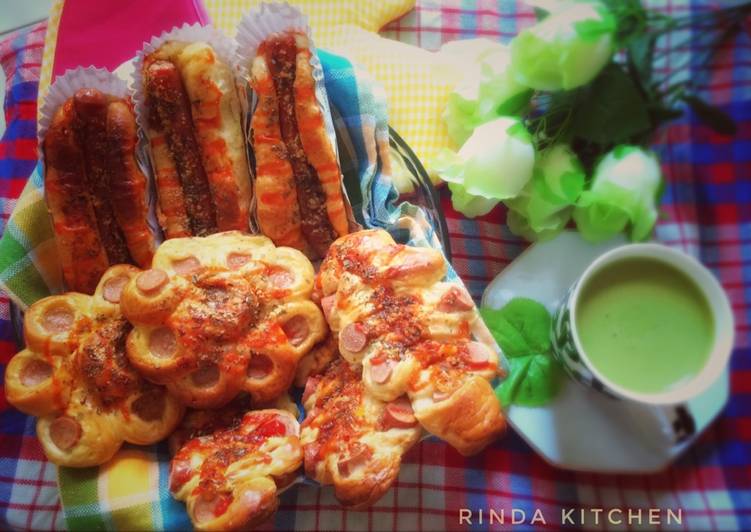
[435,117,536,218]
[505,144,585,240]
[440,39,531,146]
[573,145,663,242]
[511,0,616,91]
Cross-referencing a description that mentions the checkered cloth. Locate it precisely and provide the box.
[1,0,751,530]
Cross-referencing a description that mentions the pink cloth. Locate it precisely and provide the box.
[52,0,209,79]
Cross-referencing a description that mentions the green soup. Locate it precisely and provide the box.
[575,257,714,394]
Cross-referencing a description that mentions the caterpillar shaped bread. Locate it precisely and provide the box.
[315,229,506,456]
[4,265,184,467]
[121,231,327,409]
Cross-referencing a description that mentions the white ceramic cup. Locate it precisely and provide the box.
[551,243,734,406]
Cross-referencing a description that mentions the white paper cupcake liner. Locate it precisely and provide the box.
[38,66,162,258]
[235,1,359,233]
[130,22,254,235]
[38,67,130,147]
[130,22,243,140]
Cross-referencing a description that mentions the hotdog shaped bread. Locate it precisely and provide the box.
[4,265,184,467]
[142,41,251,238]
[249,31,349,259]
[170,409,302,531]
[121,231,327,409]
[316,229,506,456]
[43,89,155,293]
[300,357,421,509]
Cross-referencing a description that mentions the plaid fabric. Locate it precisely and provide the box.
[1,0,751,531]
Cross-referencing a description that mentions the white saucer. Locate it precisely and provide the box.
[482,231,729,473]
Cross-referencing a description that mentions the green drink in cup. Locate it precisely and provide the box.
[551,243,733,406]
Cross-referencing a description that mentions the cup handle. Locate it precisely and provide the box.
[622,400,697,450]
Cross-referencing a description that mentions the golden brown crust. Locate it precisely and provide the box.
[4,265,184,467]
[300,358,421,509]
[143,40,251,237]
[413,376,506,456]
[105,100,156,267]
[292,33,349,239]
[317,229,505,456]
[170,409,302,531]
[122,231,326,409]
[248,31,350,259]
[175,42,251,233]
[249,52,310,254]
[43,101,110,294]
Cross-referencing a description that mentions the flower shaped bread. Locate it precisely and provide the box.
[316,229,506,456]
[169,408,302,531]
[4,265,184,467]
[121,231,327,409]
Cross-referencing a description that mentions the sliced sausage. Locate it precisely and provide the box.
[43,306,74,334]
[302,375,320,404]
[227,252,251,269]
[337,443,373,477]
[137,269,168,293]
[172,256,201,275]
[466,341,491,367]
[269,269,294,289]
[20,359,53,387]
[320,295,335,323]
[131,390,166,422]
[191,365,220,388]
[149,327,176,358]
[438,285,474,312]
[49,416,81,450]
[369,358,393,385]
[282,315,309,346]
[382,397,417,430]
[340,322,367,353]
[103,275,130,303]
[247,354,274,379]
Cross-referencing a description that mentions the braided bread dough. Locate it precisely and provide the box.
[169,409,302,531]
[122,231,327,409]
[4,265,184,467]
[316,229,506,456]
[300,357,421,509]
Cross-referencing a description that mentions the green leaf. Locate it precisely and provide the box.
[627,33,655,83]
[682,95,737,136]
[483,298,564,407]
[574,6,617,42]
[480,298,551,358]
[533,7,549,21]
[569,63,652,144]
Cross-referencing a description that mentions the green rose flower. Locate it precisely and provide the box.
[573,145,663,242]
[441,39,532,146]
[504,144,585,241]
[511,1,616,91]
[435,117,536,218]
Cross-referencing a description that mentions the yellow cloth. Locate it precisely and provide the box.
[206,0,457,178]
[40,0,457,177]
